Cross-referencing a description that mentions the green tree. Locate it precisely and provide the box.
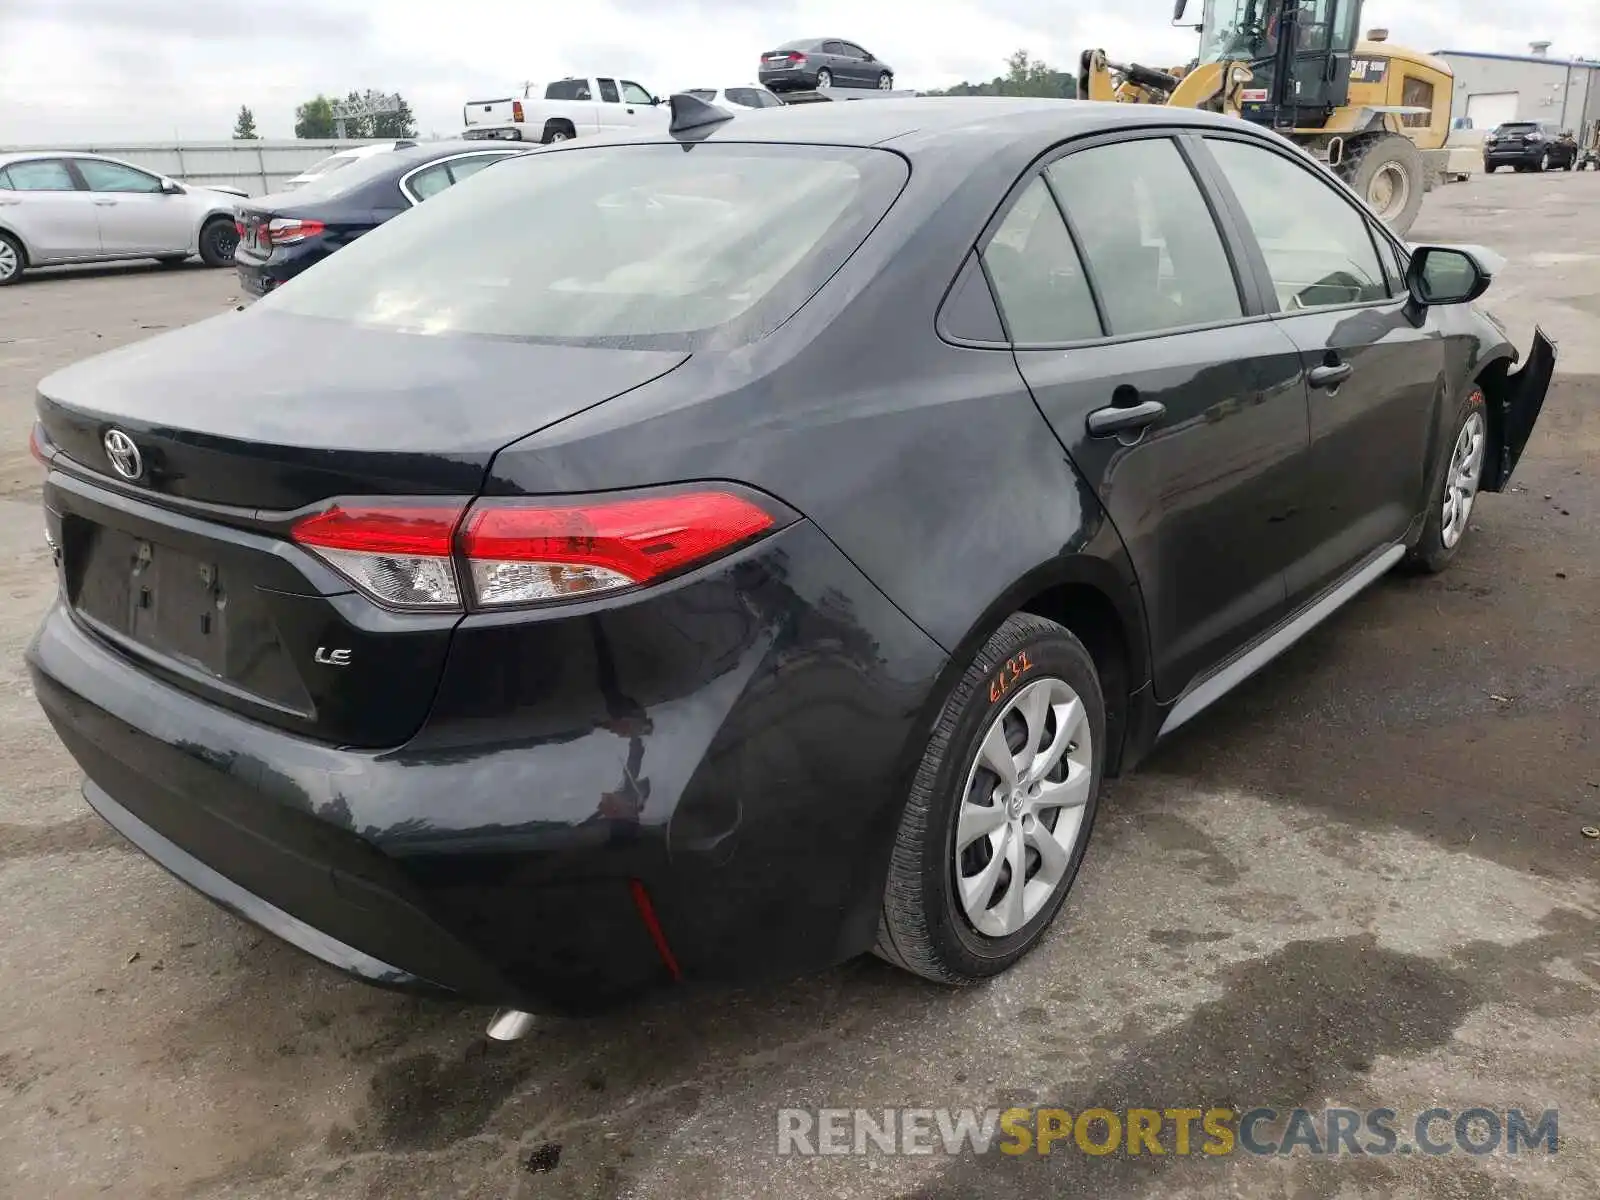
[926,49,1077,99]
[232,105,259,139]
[293,95,336,139]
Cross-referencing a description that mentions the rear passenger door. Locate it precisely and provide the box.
[996,132,1311,702]
[1198,133,1442,606]
[0,158,100,260]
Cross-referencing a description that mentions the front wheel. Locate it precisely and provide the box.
[875,613,1106,984]
[1407,386,1488,574]
[877,72,894,90]
[1537,151,1551,172]
[197,217,238,268]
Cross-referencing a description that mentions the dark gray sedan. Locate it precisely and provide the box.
[28,95,1550,1024]
[759,38,895,91]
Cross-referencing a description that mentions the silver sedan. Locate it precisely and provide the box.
[0,152,241,285]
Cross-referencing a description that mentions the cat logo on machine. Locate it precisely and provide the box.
[1351,57,1389,84]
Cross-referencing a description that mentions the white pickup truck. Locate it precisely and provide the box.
[462,77,668,143]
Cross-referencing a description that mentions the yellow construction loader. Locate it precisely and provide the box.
[1079,0,1457,235]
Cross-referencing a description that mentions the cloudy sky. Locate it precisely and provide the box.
[1,0,1595,143]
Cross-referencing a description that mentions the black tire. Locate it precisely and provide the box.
[877,72,893,90]
[875,613,1106,984]
[1536,151,1550,173]
[0,230,24,286]
[815,68,833,89]
[1514,164,1529,173]
[1483,163,1496,174]
[1337,132,1425,236]
[1406,384,1489,574]
[197,217,238,267]
[541,121,574,144]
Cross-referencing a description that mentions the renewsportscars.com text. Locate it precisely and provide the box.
[776,1106,1559,1158]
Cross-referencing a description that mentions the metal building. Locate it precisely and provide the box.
[1437,42,1600,133]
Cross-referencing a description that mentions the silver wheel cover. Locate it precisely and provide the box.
[953,676,1093,938]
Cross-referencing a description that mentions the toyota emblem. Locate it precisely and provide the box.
[103,429,143,481]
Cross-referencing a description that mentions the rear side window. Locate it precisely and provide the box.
[1048,138,1242,335]
[3,159,77,191]
[546,79,591,101]
[446,154,513,184]
[1205,137,1387,310]
[598,79,621,103]
[982,176,1101,344]
[406,162,453,201]
[262,143,909,349]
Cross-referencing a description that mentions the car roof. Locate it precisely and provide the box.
[590,96,1278,156]
[0,150,146,166]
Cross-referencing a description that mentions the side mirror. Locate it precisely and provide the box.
[1406,245,1492,307]
[1172,0,1188,20]
[160,178,184,195]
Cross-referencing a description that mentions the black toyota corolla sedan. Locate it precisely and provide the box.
[28,97,1553,1021]
[233,141,526,296]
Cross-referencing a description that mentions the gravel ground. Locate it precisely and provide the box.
[1,170,1597,1200]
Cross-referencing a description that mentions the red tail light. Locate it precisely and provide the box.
[234,219,246,238]
[788,52,807,63]
[461,491,775,605]
[512,99,525,122]
[28,423,50,467]
[292,500,465,609]
[265,217,326,245]
[291,488,780,611]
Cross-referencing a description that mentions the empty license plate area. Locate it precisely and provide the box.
[70,521,231,675]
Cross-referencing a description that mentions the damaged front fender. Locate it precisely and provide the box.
[1482,327,1556,493]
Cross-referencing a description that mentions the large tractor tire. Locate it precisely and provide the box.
[1337,132,1426,237]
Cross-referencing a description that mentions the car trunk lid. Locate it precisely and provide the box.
[37,310,687,746]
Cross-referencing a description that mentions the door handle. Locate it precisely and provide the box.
[92,198,118,206]
[1308,362,1353,389]
[1087,398,1166,438]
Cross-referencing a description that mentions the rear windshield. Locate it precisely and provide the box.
[275,149,411,201]
[1496,123,1538,133]
[300,153,359,178]
[260,142,909,350]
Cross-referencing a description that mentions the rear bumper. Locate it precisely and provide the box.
[1483,149,1552,166]
[234,245,326,296]
[759,69,819,91]
[28,519,948,1013]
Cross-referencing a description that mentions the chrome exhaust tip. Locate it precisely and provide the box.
[485,1008,537,1042]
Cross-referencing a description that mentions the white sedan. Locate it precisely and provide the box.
[679,84,786,110]
[0,151,241,285]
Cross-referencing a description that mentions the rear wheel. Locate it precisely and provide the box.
[541,121,574,144]
[815,68,833,89]
[197,218,238,268]
[0,231,23,286]
[875,613,1105,984]
[1337,133,1425,236]
[1407,386,1488,574]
